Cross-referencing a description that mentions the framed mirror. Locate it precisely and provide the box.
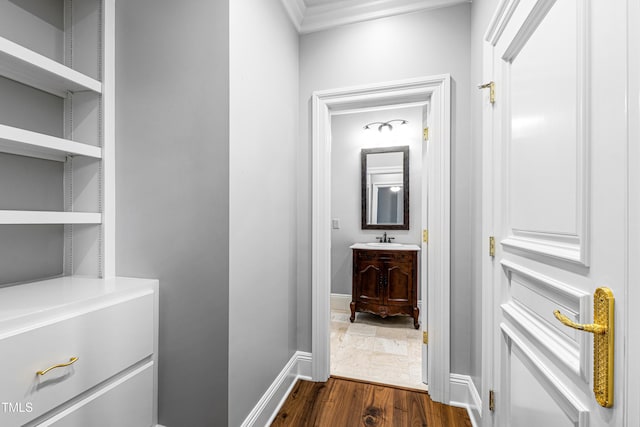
[361,146,409,230]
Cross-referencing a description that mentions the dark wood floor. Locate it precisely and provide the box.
[271,377,472,427]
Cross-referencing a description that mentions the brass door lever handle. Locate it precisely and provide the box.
[553,310,606,334]
[553,287,614,408]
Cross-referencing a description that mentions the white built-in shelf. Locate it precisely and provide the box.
[0,124,101,161]
[0,211,102,224]
[0,36,102,98]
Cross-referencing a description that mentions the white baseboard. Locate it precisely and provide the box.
[449,373,482,427]
[240,351,312,427]
[330,293,351,312]
[330,293,423,312]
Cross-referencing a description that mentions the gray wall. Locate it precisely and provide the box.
[115,1,230,426]
[469,0,500,397]
[228,0,299,425]
[298,4,474,375]
[331,107,422,295]
[0,152,64,285]
[0,7,66,285]
[0,0,64,63]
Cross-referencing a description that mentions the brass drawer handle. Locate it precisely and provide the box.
[553,287,614,408]
[37,357,79,376]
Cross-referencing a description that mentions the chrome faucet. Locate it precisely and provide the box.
[376,232,395,243]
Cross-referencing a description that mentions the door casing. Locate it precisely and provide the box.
[310,75,452,403]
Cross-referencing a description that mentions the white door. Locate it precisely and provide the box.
[483,0,627,426]
[421,103,430,385]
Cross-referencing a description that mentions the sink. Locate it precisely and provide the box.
[365,242,403,247]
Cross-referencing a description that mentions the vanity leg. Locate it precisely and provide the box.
[413,307,420,329]
[349,301,356,323]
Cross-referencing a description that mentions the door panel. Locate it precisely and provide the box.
[501,260,590,381]
[503,324,588,427]
[509,0,578,237]
[485,0,626,425]
[499,0,589,265]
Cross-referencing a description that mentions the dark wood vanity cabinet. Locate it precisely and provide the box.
[350,248,419,329]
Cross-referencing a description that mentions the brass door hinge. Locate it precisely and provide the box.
[478,81,495,104]
[489,390,495,412]
[423,229,429,243]
[423,331,428,344]
[423,127,429,141]
[489,236,496,257]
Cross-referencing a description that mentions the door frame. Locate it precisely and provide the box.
[626,0,640,424]
[310,75,452,403]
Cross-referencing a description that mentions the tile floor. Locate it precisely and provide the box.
[330,309,427,391]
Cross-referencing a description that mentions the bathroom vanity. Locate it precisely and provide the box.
[350,243,420,329]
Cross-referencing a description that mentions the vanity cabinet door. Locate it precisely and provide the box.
[353,258,385,306]
[384,261,414,307]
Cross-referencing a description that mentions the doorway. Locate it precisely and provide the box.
[310,75,453,403]
[328,105,425,390]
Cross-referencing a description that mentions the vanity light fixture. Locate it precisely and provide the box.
[363,119,408,133]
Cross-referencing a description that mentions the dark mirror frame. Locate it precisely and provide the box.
[361,146,409,230]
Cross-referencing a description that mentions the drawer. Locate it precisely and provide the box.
[35,363,154,427]
[0,292,153,427]
[355,249,414,262]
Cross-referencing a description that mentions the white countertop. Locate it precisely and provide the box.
[350,243,421,251]
[0,276,158,327]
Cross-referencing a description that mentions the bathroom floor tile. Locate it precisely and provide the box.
[341,334,376,351]
[346,323,377,337]
[373,337,408,356]
[330,309,426,391]
[376,326,409,340]
[331,312,351,323]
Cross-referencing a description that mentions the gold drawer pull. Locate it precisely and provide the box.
[36,357,79,376]
[553,287,614,408]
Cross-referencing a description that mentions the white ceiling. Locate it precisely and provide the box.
[303,0,345,6]
[281,0,470,34]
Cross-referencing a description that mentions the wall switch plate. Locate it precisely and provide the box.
[332,218,340,229]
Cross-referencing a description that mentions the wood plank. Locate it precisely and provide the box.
[271,377,472,427]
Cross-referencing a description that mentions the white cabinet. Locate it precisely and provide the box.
[0,277,159,427]
[0,3,158,425]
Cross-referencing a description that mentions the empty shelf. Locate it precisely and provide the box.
[0,211,102,224]
[0,36,102,97]
[0,124,102,161]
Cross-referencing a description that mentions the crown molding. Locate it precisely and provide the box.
[281,0,306,32]
[281,0,470,34]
